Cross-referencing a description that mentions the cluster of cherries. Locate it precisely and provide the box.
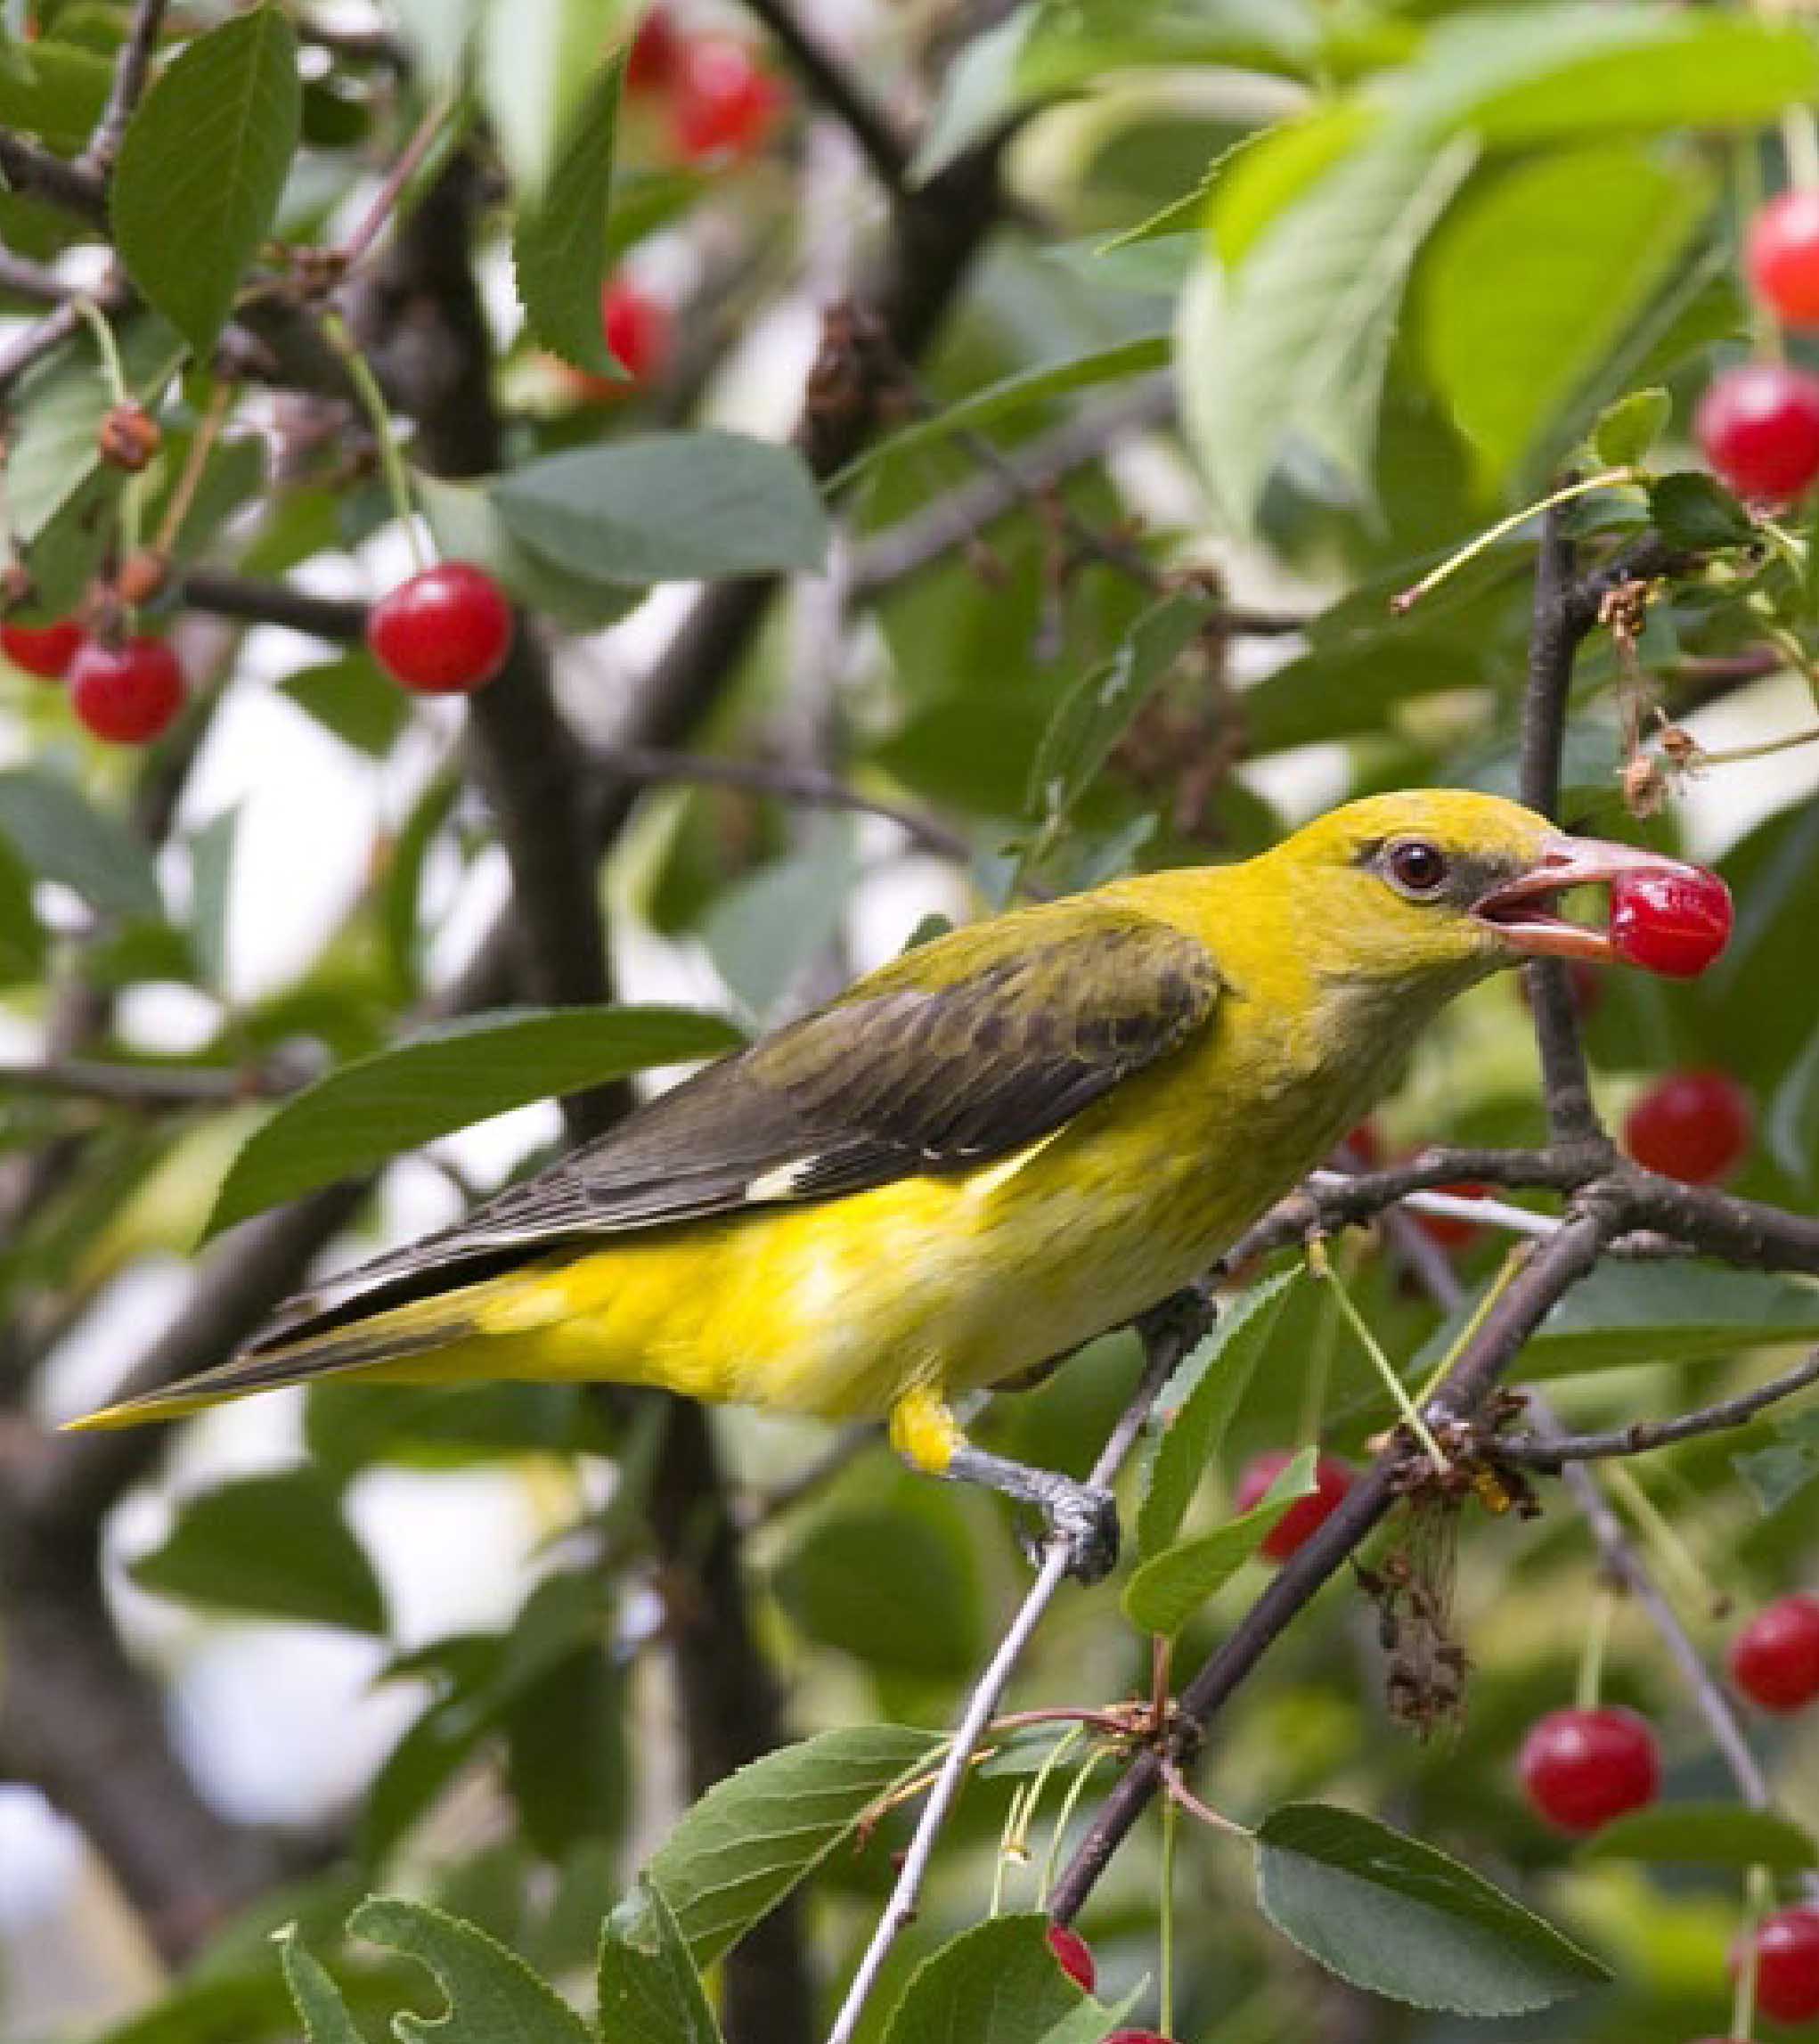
[1521,1592,1819,2030]
[1,619,187,743]
[1697,188,1819,499]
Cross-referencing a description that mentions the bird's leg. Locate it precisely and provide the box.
[888,1385,1120,1584]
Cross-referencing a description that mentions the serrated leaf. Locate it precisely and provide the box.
[775,1506,983,1680]
[491,431,829,585]
[277,655,412,759]
[1179,137,1476,529]
[0,766,163,920]
[205,1005,742,1238]
[278,1931,371,2044]
[128,1468,388,1633]
[347,1897,592,2044]
[1255,1802,1610,2015]
[512,53,623,376]
[1582,1803,1817,1872]
[645,1724,942,1967]
[110,6,301,356]
[881,1915,1084,2044]
[1417,146,1705,493]
[1592,387,1672,470]
[1025,593,1206,844]
[1769,1020,1819,1189]
[1647,470,1755,551]
[1122,1448,1318,1639]
[596,1880,722,2044]
[1138,1269,1303,1559]
[416,473,640,632]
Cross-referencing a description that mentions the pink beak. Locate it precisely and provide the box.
[1472,833,1707,963]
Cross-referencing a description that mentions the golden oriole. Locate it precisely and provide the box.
[73,790,1695,1576]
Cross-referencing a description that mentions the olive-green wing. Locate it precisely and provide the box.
[245,903,1219,1350]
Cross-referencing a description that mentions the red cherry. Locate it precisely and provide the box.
[1235,1451,1355,1563]
[1695,362,1819,502]
[1730,1594,1819,1713]
[1736,1906,1819,2024]
[603,279,672,387]
[1748,189,1819,327]
[1104,2033,1176,2044]
[68,637,184,743]
[1609,867,1733,979]
[1518,1706,1660,1834]
[625,5,681,92]
[366,564,513,696]
[1339,1119,1383,1168]
[1044,1923,1095,1993]
[2,617,85,679]
[671,37,784,161]
[1622,1069,1752,1184]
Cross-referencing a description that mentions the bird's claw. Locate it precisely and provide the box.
[1028,1480,1121,1584]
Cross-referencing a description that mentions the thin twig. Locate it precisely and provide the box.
[0,135,110,226]
[77,0,173,177]
[175,567,368,641]
[0,1059,290,1108]
[736,0,910,193]
[824,1294,1209,2044]
[336,92,455,275]
[1505,1349,1819,1469]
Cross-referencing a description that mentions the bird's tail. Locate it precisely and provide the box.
[63,1291,492,1431]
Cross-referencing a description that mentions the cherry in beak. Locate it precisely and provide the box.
[1472,836,1708,963]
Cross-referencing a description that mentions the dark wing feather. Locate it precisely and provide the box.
[246,903,1219,1351]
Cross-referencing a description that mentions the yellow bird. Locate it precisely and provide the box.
[73,790,1692,1576]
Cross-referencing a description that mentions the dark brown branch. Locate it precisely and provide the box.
[1508,1348,1819,1468]
[1618,1169,1819,1277]
[0,298,89,395]
[178,568,368,641]
[0,1057,292,1108]
[0,249,71,305]
[0,134,110,225]
[77,0,173,177]
[737,0,910,192]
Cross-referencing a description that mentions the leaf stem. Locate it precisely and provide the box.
[71,296,129,405]
[320,310,427,573]
[1390,470,1640,616]
[1306,1236,1450,1470]
[1603,1461,1723,1619]
[152,379,236,558]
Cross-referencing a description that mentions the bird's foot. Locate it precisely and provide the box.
[1034,1477,1122,1585]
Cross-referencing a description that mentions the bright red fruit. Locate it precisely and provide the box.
[1736,1905,1819,2024]
[602,279,672,388]
[1,618,85,679]
[1044,1924,1096,1993]
[1749,189,1819,327]
[1731,1594,1819,1713]
[68,637,184,742]
[1622,1069,1752,1185]
[625,5,681,92]
[1236,1451,1355,1562]
[1518,1706,1660,1833]
[1103,2033,1175,2044]
[1609,867,1733,979]
[366,564,513,696]
[1695,362,1819,502]
[672,37,784,160]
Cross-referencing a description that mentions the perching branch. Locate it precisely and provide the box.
[1506,1348,1819,1469]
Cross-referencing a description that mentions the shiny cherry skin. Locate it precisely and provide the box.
[1045,1923,1096,1993]
[68,637,184,742]
[1,618,85,679]
[1730,1594,1819,1713]
[1235,1451,1355,1562]
[1608,867,1733,978]
[672,37,784,160]
[1622,1069,1752,1185]
[366,564,513,695]
[1695,362,1819,502]
[1518,1706,1660,1834]
[1735,1906,1819,2024]
[625,5,682,92]
[602,279,672,386]
[1104,2033,1177,2044]
[1748,189,1819,327]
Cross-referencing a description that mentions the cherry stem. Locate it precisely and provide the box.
[1040,1751,1107,1908]
[1411,1242,1532,1410]
[1575,1585,1615,1712]
[72,297,146,608]
[151,379,236,559]
[338,90,457,275]
[1736,135,1783,365]
[1306,1235,1451,1471]
[1686,724,1819,769]
[1159,1776,1179,2040]
[1603,1461,1726,1620]
[1390,470,1641,616]
[1733,1864,1773,2042]
[320,310,428,574]
[1784,107,1819,195]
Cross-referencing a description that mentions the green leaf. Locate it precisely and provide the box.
[1255,1802,1611,2015]
[1024,593,1207,845]
[512,53,623,376]
[1137,1269,1303,1559]
[0,35,112,148]
[388,0,483,89]
[1122,1448,1318,1639]
[1581,1803,1817,1873]
[347,1897,593,2044]
[1592,387,1672,470]
[776,1507,983,1680]
[1769,1020,1819,1189]
[1031,1996,1146,2044]
[908,8,1034,187]
[1737,1408,1819,1513]
[416,474,640,633]
[1179,137,1477,529]
[0,833,45,985]
[1240,627,1490,758]
[700,821,860,1022]
[278,1931,371,2044]
[0,766,163,920]
[481,0,630,206]
[110,6,301,356]
[503,1645,625,1861]
[1417,146,1706,492]
[205,1005,742,1239]
[596,1881,722,2044]
[277,655,412,759]
[127,1468,388,1633]
[834,335,1171,490]
[186,807,237,992]
[645,1724,942,1967]
[491,432,830,585]
[881,1915,1085,2044]
[1398,5,1819,145]
[1646,470,1757,551]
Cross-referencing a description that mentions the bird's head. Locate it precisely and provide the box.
[1266,789,1703,990]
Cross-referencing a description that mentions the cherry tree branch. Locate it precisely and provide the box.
[77,0,172,177]
[1505,1348,1819,1468]
[737,0,910,192]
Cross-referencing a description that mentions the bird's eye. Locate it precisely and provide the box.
[1386,838,1449,896]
